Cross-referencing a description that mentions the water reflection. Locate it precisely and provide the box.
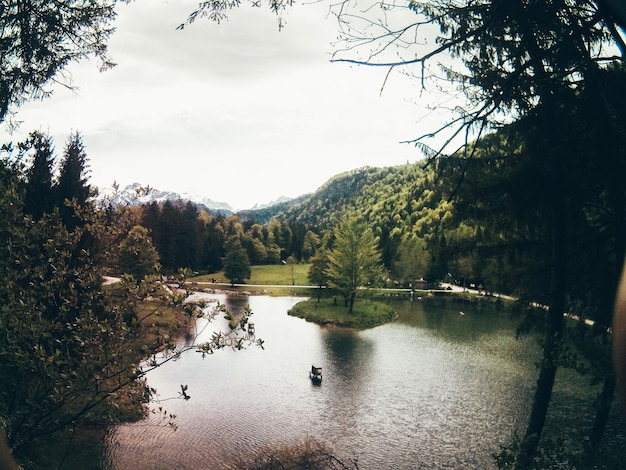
[102,295,545,469]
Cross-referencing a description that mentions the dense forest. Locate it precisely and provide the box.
[132,162,449,287]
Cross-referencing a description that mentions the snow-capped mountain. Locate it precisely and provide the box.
[248,195,293,210]
[95,183,233,213]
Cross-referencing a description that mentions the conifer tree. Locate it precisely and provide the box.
[56,131,91,230]
[223,236,251,285]
[0,1,117,122]
[23,131,55,219]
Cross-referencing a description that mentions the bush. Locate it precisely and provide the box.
[232,437,358,470]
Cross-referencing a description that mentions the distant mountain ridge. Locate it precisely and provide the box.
[95,183,234,214]
[249,195,295,210]
[94,183,299,215]
[241,162,432,230]
[93,161,431,227]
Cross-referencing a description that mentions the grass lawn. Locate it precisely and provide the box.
[288,297,397,329]
[193,263,312,286]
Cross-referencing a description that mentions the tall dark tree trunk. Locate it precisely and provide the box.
[585,159,625,459]
[590,373,616,445]
[518,193,568,467]
[586,100,626,454]
[348,292,356,314]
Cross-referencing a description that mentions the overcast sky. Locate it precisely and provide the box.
[10,0,447,210]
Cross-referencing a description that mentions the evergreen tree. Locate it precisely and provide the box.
[223,237,251,285]
[179,201,201,269]
[55,131,91,229]
[117,225,160,282]
[23,131,54,219]
[0,1,117,122]
[203,213,226,272]
[157,200,180,271]
[327,2,623,463]
[326,216,383,314]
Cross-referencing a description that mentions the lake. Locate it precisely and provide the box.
[98,293,602,469]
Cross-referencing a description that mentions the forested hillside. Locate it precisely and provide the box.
[245,162,453,279]
[129,159,475,289]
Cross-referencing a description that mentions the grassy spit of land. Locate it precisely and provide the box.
[190,264,507,329]
[288,297,397,328]
[192,264,401,328]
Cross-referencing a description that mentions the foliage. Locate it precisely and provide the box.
[0,136,266,468]
[22,131,55,219]
[288,297,396,329]
[325,1,625,464]
[308,250,330,302]
[55,131,92,230]
[392,234,430,285]
[330,0,625,152]
[133,162,455,287]
[223,237,252,285]
[326,216,384,314]
[3,0,624,464]
[178,0,295,31]
[233,437,359,470]
[117,225,161,282]
[301,229,320,262]
[140,202,313,273]
[0,197,138,463]
[238,193,310,225]
[436,66,626,464]
[247,163,453,278]
[16,131,95,228]
[0,0,120,124]
[151,200,203,271]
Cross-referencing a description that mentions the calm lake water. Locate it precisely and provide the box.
[97,293,613,469]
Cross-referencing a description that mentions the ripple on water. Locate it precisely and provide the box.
[103,296,544,469]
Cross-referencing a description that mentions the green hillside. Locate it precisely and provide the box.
[243,161,451,270]
[244,163,433,230]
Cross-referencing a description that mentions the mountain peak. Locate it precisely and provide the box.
[249,195,293,210]
[94,183,234,213]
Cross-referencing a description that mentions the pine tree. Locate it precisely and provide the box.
[23,131,55,219]
[223,237,251,285]
[56,131,91,230]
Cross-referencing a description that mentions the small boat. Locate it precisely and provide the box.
[310,365,322,384]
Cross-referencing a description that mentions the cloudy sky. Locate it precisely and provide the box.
[10,0,447,210]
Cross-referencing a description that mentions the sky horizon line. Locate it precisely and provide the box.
[8,0,452,210]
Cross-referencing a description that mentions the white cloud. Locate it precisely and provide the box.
[9,0,445,210]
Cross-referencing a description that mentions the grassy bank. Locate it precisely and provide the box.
[289,297,397,328]
[193,264,312,286]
